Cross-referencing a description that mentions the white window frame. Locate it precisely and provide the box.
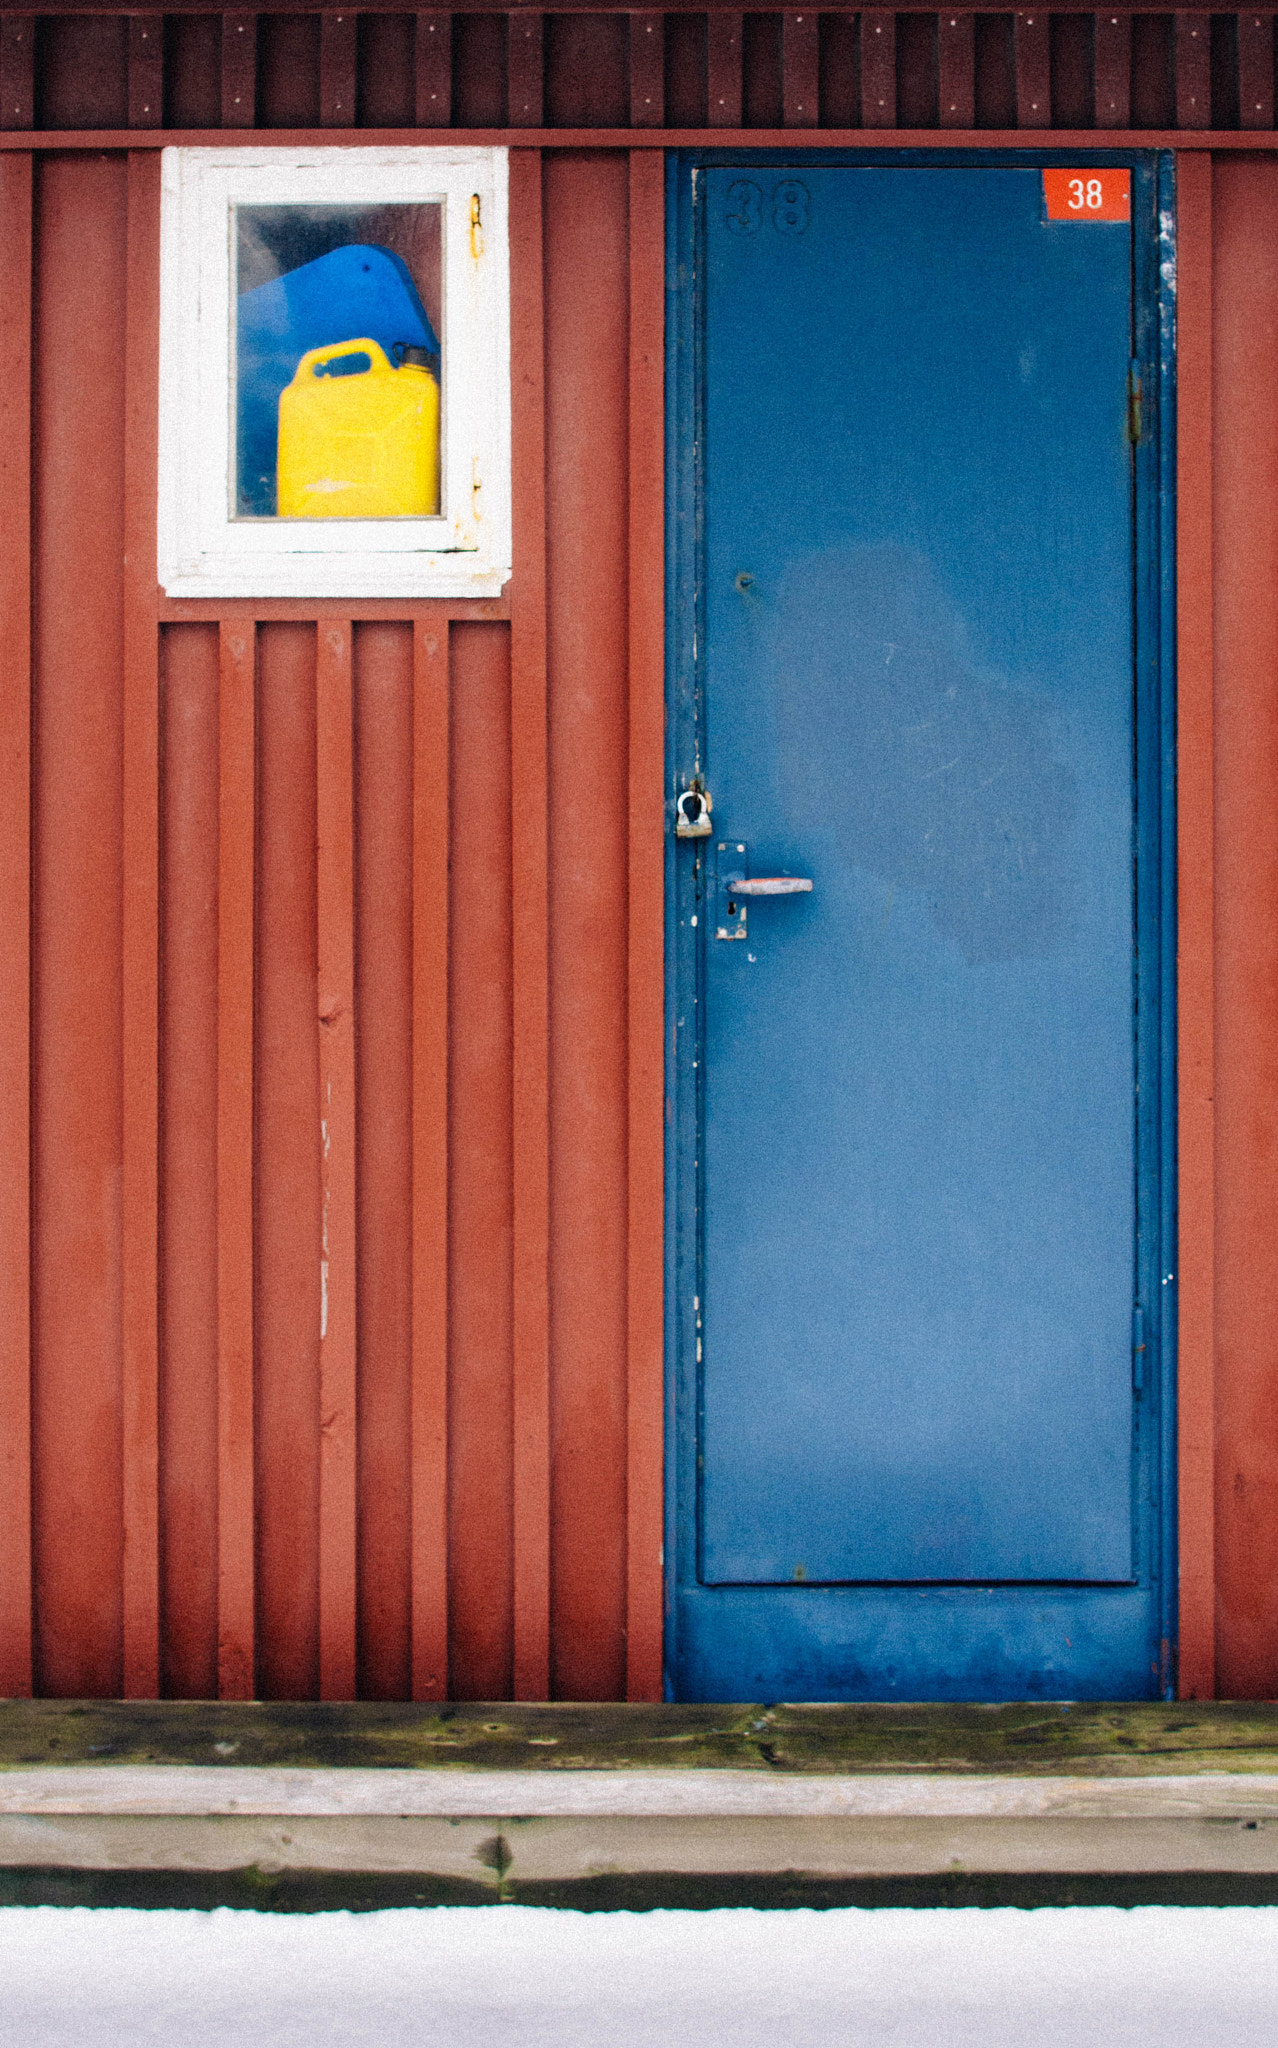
[158,145,511,599]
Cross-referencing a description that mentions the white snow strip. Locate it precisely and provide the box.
[4,1904,1278,2048]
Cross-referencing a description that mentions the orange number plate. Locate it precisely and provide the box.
[1042,169,1131,222]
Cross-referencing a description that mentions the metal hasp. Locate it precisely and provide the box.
[714,841,814,941]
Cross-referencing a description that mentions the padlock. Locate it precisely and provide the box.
[675,785,713,838]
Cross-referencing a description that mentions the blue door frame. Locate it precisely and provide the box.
[664,150,1178,1703]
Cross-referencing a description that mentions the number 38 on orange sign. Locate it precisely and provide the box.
[1042,169,1131,222]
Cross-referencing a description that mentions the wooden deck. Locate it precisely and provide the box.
[5,1702,1278,1909]
[5,1699,1278,1775]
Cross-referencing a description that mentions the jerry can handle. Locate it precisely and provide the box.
[293,337,391,381]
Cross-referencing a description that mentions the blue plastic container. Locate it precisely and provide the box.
[236,244,441,515]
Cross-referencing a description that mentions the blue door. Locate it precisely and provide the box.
[666,155,1176,1701]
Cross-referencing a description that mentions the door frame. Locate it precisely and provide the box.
[663,147,1179,1702]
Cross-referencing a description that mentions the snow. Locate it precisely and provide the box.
[2,1904,1278,2047]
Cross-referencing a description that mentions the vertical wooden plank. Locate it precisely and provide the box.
[509,149,551,1700]
[1210,158,1278,1698]
[121,151,161,1700]
[159,624,221,1700]
[782,10,819,126]
[0,152,32,1699]
[416,11,452,127]
[410,618,450,1701]
[939,11,975,128]
[861,11,896,127]
[707,11,743,126]
[0,17,33,131]
[33,153,128,1699]
[320,10,357,127]
[1177,14,1212,130]
[128,17,163,130]
[817,11,858,125]
[630,12,665,128]
[1014,10,1050,127]
[222,13,257,129]
[448,622,515,1697]
[354,622,415,1702]
[166,15,223,130]
[1176,151,1215,1701]
[256,624,323,1699]
[452,11,510,125]
[627,150,666,1704]
[217,621,256,1701]
[316,622,357,1701]
[508,11,544,126]
[1239,13,1274,131]
[258,13,322,128]
[1094,11,1131,130]
[545,154,630,1700]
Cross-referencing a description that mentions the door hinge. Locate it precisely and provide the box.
[1132,1303,1146,1394]
[1127,361,1142,445]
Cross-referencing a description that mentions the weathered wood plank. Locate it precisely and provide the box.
[7,1702,1278,1777]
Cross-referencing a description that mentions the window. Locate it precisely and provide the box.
[159,147,510,598]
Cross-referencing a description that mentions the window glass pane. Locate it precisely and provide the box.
[234,203,443,519]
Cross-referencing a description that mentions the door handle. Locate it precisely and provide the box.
[714,842,813,941]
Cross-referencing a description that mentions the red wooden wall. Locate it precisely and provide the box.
[0,135,665,1703]
[0,7,1277,1703]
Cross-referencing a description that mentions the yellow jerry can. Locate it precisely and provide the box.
[277,337,440,519]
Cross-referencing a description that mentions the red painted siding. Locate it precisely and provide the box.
[448,618,516,1700]
[159,621,220,1700]
[545,151,630,1701]
[1211,154,1278,1698]
[352,620,415,1702]
[31,152,128,1697]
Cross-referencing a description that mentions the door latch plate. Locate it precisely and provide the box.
[715,842,749,940]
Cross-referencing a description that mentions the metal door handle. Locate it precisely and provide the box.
[714,841,814,941]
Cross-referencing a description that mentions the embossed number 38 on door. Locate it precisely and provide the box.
[725,179,810,234]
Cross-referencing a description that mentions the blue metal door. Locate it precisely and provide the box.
[666,154,1176,1701]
